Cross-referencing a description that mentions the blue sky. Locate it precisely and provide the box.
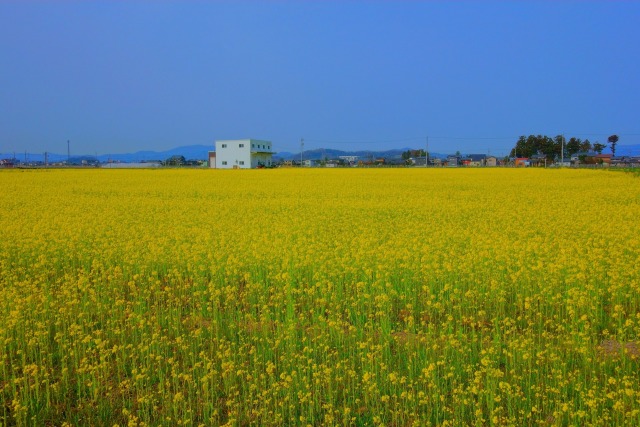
[1,1,639,156]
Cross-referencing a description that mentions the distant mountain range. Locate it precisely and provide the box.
[273,148,448,161]
[1,145,212,163]
[616,144,640,156]
[3,143,639,163]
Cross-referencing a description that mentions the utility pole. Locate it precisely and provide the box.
[67,140,70,164]
[426,136,429,167]
[44,152,48,167]
[300,138,304,167]
[561,133,564,167]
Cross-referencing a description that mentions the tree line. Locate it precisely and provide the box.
[401,149,426,160]
[509,134,619,160]
[164,155,204,166]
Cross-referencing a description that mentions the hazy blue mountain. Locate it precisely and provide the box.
[2,145,451,163]
[614,144,640,156]
[10,143,639,164]
[274,148,447,161]
[1,145,214,163]
[96,145,212,162]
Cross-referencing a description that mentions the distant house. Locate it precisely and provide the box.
[572,151,608,165]
[594,154,612,165]
[611,156,640,167]
[467,154,487,167]
[529,154,547,167]
[447,155,460,167]
[515,157,529,167]
[611,156,626,167]
[412,156,427,166]
[485,156,497,167]
[338,156,359,165]
[212,139,274,169]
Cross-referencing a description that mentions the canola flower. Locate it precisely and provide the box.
[1,167,639,426]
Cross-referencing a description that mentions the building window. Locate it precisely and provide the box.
[239,161,244,165]
[252,144,255,148]
[222,161,227,165]
[221,144,227,148]
[239,144,244,148]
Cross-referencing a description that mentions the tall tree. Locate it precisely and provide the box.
[608,135,619,156]
[510,136,526,157]
[510,135,540,158]
[579,139,593,153]
[543,135,561,161]
[593,142,607,154]
[566,137,582,156]
[510,134,591,159]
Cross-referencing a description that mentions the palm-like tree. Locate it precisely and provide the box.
[608,135,619,156]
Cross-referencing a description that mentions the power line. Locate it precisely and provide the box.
[304,135,541,144]
[304,137,424,145]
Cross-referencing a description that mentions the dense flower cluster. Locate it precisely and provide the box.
[1,168,639,426]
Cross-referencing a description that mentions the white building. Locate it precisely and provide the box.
[211,139,274,169]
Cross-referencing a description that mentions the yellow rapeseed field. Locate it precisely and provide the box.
[1,168,639,426]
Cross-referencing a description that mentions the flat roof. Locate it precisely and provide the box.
[216,139,271,144]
